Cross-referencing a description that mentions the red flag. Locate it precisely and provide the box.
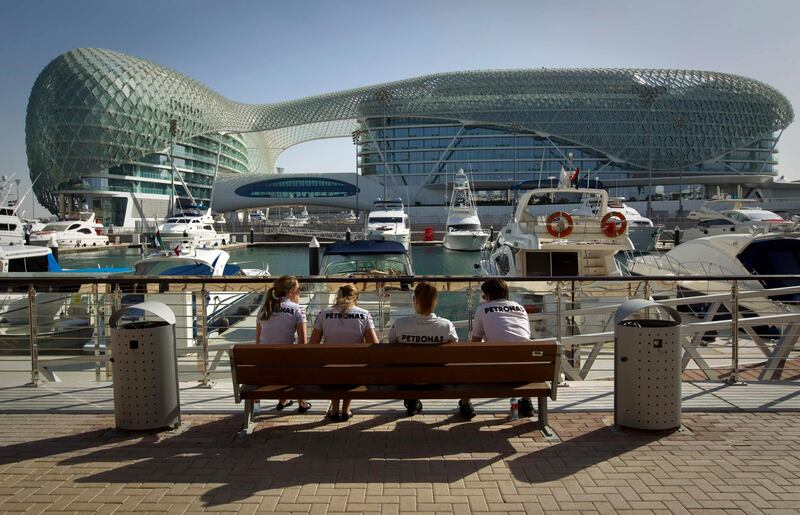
[570,167,580,184]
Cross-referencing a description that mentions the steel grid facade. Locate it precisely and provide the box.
[27,47,793,212]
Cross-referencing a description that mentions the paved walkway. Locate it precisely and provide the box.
[1,411,799,513]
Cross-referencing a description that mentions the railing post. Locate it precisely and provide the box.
[555,281,563,342]
[27,285,39,387]
[377,279,386,341]
[466,279,473,334]
[726,279,745,385]
[198,286,212,387]
[92,283,101,382]
[107,283,121,380]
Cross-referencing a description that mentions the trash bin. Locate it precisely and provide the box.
[109,301,181,430]
[614,299,682,430]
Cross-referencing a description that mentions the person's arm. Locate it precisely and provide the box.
[309,328,323,345]
[470,307,485,342]
[447,321,459,343]
[295,322,307,345]
[364,328,379,344]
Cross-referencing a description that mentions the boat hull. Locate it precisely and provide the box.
[443,232,489,251]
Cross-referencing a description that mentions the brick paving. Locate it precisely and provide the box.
[1,411,799,513]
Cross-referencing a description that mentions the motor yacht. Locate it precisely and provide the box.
[0,207,25,246]
[442,170,489,251]
[606,197,663,252]
[365,198,411,249]
[480,182,635,338]
[157,206,230,249]
[681,198,796,241]
[29,212,109,247]
[296,206,310,225]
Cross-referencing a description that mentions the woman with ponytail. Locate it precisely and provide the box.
[255,275,311,413]
[309,284,378,421]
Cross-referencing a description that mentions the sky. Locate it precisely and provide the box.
[1,0,799,216]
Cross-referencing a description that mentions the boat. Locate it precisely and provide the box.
[480,180,635,338]
[124,247,267,338]
[607,197,663,252]
[681,198,796,241]
[442,170,490,251]
[29,212,109,247]
[296,206,310,225]
[157,206,230,249]
[365,198,411,249]
[0,207,25,246]
[0,245,132,354]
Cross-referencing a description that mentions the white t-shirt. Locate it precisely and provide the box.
[471,299,530,342]
[313,305,375,343]
[258,298,305,344]
[388,313,458,344]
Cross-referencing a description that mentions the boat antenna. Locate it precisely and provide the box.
[166,119,200,213]
[12,174,42,216]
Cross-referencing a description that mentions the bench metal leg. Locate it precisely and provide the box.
[241,399,256,435]
[538,396,557,439]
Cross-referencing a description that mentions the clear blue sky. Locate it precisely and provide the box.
[1,0,798,216]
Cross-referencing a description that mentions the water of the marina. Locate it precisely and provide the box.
[58,244,483,277]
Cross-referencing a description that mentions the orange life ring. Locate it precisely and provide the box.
[545,211,574,238]
[601,211,628,237]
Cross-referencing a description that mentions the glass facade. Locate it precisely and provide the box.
[358,117,780,201]
[234,177,359,199]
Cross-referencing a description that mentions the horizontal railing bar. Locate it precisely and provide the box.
[1,274,800,286]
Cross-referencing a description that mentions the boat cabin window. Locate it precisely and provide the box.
[7,255,50,273]
[524,251,579,277]
[0,223,17,231]
[0,208,14,216]
[67,224,81,231]
[324,254,409,275]
[698,219,734,228]
[166,218,179,223]
[203,225,214,230]
[369,216,404,224]
[77,228,92,234]
[448,223,481,231]
[42,224,66,231]
[523,191,603,220]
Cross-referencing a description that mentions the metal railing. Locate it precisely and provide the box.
[1,273,799,386]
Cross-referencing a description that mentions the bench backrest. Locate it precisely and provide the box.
[231,340,560,395]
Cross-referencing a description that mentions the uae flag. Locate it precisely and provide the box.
[570,167,580,185]
[154,229,163,248]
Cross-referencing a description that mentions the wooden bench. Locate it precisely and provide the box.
[230,339,561,436]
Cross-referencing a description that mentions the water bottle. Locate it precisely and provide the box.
[510,397,519,420]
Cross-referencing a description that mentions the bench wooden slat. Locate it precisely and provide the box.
[232,341,559,365]
[235,362,551,385]
[241,382,552,400]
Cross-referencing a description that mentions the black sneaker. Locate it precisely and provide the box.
[518,398,534,417]
[405,399,423,416]
[458,400,476,420]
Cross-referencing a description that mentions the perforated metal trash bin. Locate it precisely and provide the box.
[109,301,181,430]
[614,299,682,430]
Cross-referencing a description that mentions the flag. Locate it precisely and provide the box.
[154,229,163,248]
[570,167,580,185]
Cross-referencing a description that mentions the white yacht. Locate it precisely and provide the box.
[296,206,310,225]
[157,206,230,249]
[607,197,663,252]
[442,170,489,251]
[681,198,795,241]
[0,207,25,246]
[29,212,109,247]
[481,184,635,338]
[365,198,411,249]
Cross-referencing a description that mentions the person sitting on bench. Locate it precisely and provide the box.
[459,278,533,419]
[387,282,458,416]
[309,284,378,421]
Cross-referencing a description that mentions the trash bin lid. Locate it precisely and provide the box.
[109,301,176,328]
[614,298,681,326]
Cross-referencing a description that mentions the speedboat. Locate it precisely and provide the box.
[480,182,635,338]
[607,197,663,252]
[157,206,230,249]
[124,247,267,340]
[29,212,109,247]
[681,198,796,241]
[319,240,413,280]
[0,207,25,246]
[442,170,489,251]
[365,198,411,249]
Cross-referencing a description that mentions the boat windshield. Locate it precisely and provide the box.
[42,224,68,231]
[134,259,214,276]
[737,238,800,301]
[369,217,404,224]
[523,191,604,218]
[448,223,481,231]
[324,254,409,275]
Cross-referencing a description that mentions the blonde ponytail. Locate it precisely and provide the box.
[334,284,359,313]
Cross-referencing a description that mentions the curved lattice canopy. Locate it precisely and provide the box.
[27,47,794,208]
